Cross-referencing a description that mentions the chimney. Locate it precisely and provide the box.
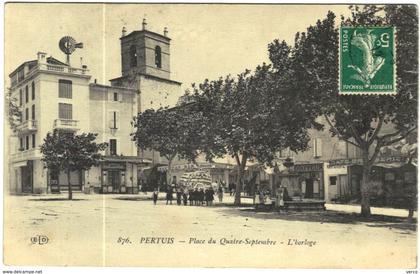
[37,52,47,64]
[122,26,127,37]
[142,18,147,30]
[164,27,168,37]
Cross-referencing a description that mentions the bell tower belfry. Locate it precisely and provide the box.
[120,19,171,80]
[110,19,182,112]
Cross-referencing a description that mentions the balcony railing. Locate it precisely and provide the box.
[10,63,89,88]
[16,120,37,133]
[41,64,88,75]
[10,149,41,163]
[53,119,79,131]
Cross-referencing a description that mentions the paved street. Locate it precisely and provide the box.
[4,193,417,268]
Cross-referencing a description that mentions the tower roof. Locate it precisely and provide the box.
[121,29,171,43]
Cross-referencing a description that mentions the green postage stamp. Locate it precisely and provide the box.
[339,26,396,95]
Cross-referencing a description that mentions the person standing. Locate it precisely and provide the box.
[176,188,182,205]
[152,188,159,205]
[193,188,199,205]
[182,188,188,206]
[207,187,215,206]
[188,188,194,206]
[205,188,210,206]
[217,185,223,203]
[198,188,204,205]
[166,187,173,205]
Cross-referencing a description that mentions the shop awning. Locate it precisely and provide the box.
[102,156,152,164]
[12,161,28,168]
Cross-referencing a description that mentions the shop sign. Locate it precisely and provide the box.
[293,163,323,172]
[328,156,408,168]
[103,162,125,170]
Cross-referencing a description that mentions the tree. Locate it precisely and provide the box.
[268,5,418,216]
[40,130,108,200]
[132,106,204,186]
[192,64,315,205]
[5,88,21,132]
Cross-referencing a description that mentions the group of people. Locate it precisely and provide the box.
[152,186,224,206]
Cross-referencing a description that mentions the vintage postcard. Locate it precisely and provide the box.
[3,3,418,269]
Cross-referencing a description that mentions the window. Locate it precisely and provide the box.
[25,135,29,150]
[31,105,35,120]
[59,103,72,119]
[19,137,23,150]
[31,81,35,100]
[19,89,23,106]
[109,111,119,129]
[32,134,36,148]
[404,172,416,184]
[155,46,162,68]
[329,176,337,186]
[25,108,29,121]
[25,85,29,103]
[313,138,323,158]
[109,139,117,155]
[130,45,137,67]
[59,79,72,99]
[113,92,118,101]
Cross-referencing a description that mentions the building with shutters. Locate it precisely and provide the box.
[271,116,416,205]
[7,20,182,194]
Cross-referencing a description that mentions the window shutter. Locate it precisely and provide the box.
[313,139,317,157]
[315,138,323,157]
[59,103,72,119]
[59,80,72,99]
[31,82,35,100]
[118,93,123,102]
[108,111,114,128]
[115,112,119,129]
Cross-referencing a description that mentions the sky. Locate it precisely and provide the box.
[5,3,351,91]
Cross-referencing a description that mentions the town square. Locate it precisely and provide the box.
[3,3,418,269]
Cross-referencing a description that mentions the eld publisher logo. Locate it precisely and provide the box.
[30,235,49,245]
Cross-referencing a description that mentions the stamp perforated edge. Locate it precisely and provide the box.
[338,25,397,96]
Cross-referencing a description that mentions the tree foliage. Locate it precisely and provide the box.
[132,106,204,184]
[40,130,108,200]
[6,88,21,132]
[191,64,316,205]
[268,5,418,216]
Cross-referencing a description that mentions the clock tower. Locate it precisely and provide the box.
[110,19,182,112]
[120,19,171,80]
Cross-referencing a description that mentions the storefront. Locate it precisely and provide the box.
[95,156,151,194]
[275,163,324,200]
[348,161,416,208]
[325,156,417,207]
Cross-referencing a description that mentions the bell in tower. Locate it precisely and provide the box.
[120,19,171,80]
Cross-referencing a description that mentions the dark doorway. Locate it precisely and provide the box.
[108,170,121,192]
[305,178,314,198]
[21,165,33,193]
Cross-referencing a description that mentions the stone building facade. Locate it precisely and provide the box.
[7,21,182,194]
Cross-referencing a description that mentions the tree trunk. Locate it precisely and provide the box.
[408,209,414,223]
[167,158,172,189]
[67,170,73,200]
[234,153,247,206]
[360,151,371,217]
